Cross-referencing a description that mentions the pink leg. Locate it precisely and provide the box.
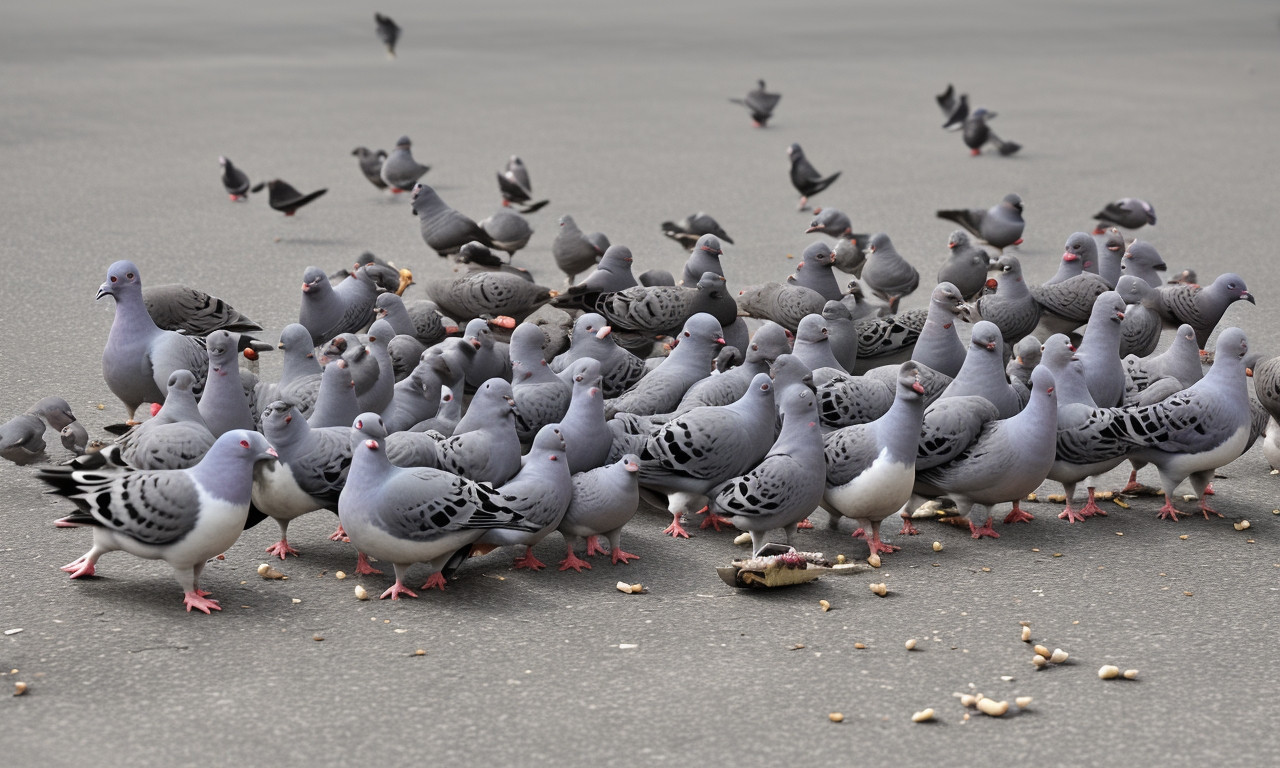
[969,517,1001,539]
[512,546,547,571]
[1120,471,1144,494]
[329,524,347,542]
[611,547,640,565]
[585,536,609,557]
[380,581,419,600]
[796,517,814,529]
[664,515,691,539]
[1157,494,1182,521]
[420,572,448,591]
[265,539,299,559]
[868,524,900,555]
[355,551,384,576]
[183,591,222,613]
[1079,488,1108,518]
[62,555,97,579]
[1203,483,1215,496]
[559,544,593,572]
[1005,500,1035,524]
[1198,499,1223,519]
[899,513,920,536]
[698,506,734,531]
[1057,501,1086,524]
[851,527,867,540]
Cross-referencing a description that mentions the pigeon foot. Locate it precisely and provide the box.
[420,572,448,591]
[183,591,222,613]
[969,518,1001,539]
[512,547,547,571]
[585,536,609,557]
[663,517,691,539]
[1004,502,1036,524]
[329,524,347,541]
[868,536,900,555]
[898,514,920,536]
[1057,505,1086,524]
[1198,500,1223,519]
[380,581,418,600]
[355,551,384,576]
[62,556,96,578]
[610,548,640,565]
[1079,490,1108,518]
[558,549,592,572]
[795,517,814,529]
[1157,496,1182,521]
[265,539,299,559]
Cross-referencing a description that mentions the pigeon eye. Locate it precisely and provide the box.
[126,273,135,279]
[110,276,118,283]
[356,420,363,429]
[683,331,690,338]
[239,440,250,449]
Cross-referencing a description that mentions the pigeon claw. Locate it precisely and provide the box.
[969,518,1001,539]
[355,551,384,576]
[1057,505,1086,524]
[420,572,448,591]
[183,591,222,614]
[265,539,300,559]
[698,508,734,531]
[898,515,921,536]
[1079,493,1108,518]
[1157,497,1182,521]
[1004,503,1036,524]
[585,536,609,557]
[62,556,96,578]
[795,517,815,529]
[558,549,593,573]
[663,517,692,539]
[1198,500,1223,519]
[611,548,640,565]
[329,524,347,541]
[512,547,547,571]
[867,537,900,555]
[380,582,419,600]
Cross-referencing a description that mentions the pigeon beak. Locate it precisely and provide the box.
[1062,252,1077,262]
[715,337,726,345]
[1246,367,1254,377]
[277,342,286,350]
[911,382,925,395]
[264,447,279,459]
[596,326,612,339]
[625,462,639,472]
[589,387,599,397]
[805,225,822,234]
[1115,311,1125,321]
[469,338,482,350]
[1244,291,1256,304]
[959,303,974,322]
[96,283,110,300]
[985,342,996,351]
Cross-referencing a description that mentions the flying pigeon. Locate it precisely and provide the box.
[1093,198,1156,233]
[730,79,781,127]
[662,213,734,250]
[374,13,401,57]
[936,84,968,128]
[253,179,327,215]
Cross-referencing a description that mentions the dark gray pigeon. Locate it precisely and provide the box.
[554,272,738,338]
[411,183,492,257]
[556,455,642,571]
[936,84,968,128]
[604,314,724,418]
[478,209,534,256]
[786,242,844,301]
[374,13,400,57]
[1093,198,1156,233]
[351,146,388,190]
[1116,275,1162,359]
[254,179,327,215]
[1152,273,1255,348]
[0,396,77,464]
[496,155,549,213]
[936,193,1025,252]
[736,282,825,332]
[552,214,606,285]
[297,264,381,346]
[456,241,534,281]
[375,294,458,346]
[861,233,920,314]
[730,79,781,127]
[679,235,726,285]
[936,229,991,300]
[787,143,840,211]
[381,136,431,193]
[550,314,648,398]
[662,213,734,250]
[219,156,249,201]
[566,245,638,294]
[422,270,554,324]
[959,107,1021,156]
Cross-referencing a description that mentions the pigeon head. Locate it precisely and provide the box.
[30,396,76,429]
[261,400,301,437]
[530,424,567,459]
[557,214,577,229]
[1122,240,1166,270]
[1001,193,1023,212]
[278,323,315,354]
[795,315,830,344]
[367,318,394,345]
[352,412,388,443]
[1209,273,1255,306]
[1039,334,1078,370]
[1012,335,1043,368]
[778,382,818,426]
[217,429,277,465]
[1029,366,1056,402]
[800,241,836,267]
[972,108,994,120]
[947,229,972,249]
[457,241,499,266]
[994,255,1023,282]
[1213,328,1249,362]
[747,322,792,365]
[395,136,412,149]
[931,282,972,322]
[1175,324,1197,345]
[678,313,725,347]
[300,266,329,297]
[569,358,603,390]
[896,361,927,398]
[820,300,852,322]
[166,369,198,395]
[620,453,640,473]
[867,233,895,254]
[1062,232,1096,266]
[1114,275,1153,306]
[695,272,728,299]
[474,378,517,416]
[1100,228,1125,255]
[769,353,815,395]
[970,320,1002,354]
[694,234,723,255]
[98,260,143,300]
[786,143,804,161]
[1092,291,1126,325]
[206,330,238,372]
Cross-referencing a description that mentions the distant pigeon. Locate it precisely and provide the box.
[936,84,968,128]
[552,214,607,285]
[1152,273,1255,348]
[954,107,1020,157]
[219,156,250,201]
[351,147,388,190]
[496,156,549,213]
[375,13,401,57]
[936,193,1025,252]
[1093,198,1156,233]
[787,143,840,211]
[410,183,493,257]
[730,79,781,127]
[478,209,534,256]
[662,212,734,249]
[381,136,431,193]
[1120,240,1168,289]
[861,233,920,314]
[253,179,327,215]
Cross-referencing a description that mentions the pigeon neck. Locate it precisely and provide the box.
[111,285,163,338]
[281,347,322,384]
[188,443,256,505]
[1046,360,1096,408]
[880,387,927,463]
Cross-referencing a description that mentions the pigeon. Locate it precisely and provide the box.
[975,255,1040,351]
[478,209,534,256]
[566,245,639,294]
[254,179,327,215]
[1152,273,1255,349]
[1122,324,1204,406]
[861,233,920,314]
[408,378,523,486]
[845,307,928,374]
[709,384,826,554]
[1031,234,1111,335]
[906,282,973,379]
[351,146,388,190]
[410,183,493,257]
[558,359,613,473]
[787,143,840,211]
[730,79,781,127]
[936,193,1025,252]
[383,353,451,433]
[832,238,869,277]
[633,372,778,538]
[605,314,724,418]
[198,331,257,437]
[1120,240,1168,289]
[791,314,847,373]
[957,107,1021,156]
[338,414,541,599]
[1005,336,1042,392]
[355,319,397,414]
[639,269,676,287]
[679,235,727,285]
[41,430,277,613]
[61,421,89,456]
[496,155,549,213]
[813,367,896,430]
[1074,291,1128,408]
[253,401,353,559]
[473,424,575,570]
[455,241,535,283]
[1093,198,1156,233]
[381,136,430,193]
[99,260,209,425]
[552,214,607,285]
[662,213,734,250]
[939,321,1022,418]
[308,359,360,429]
[786,242,844,301]
[822,362,928,556]
[422,271,554,324]
[936,83,968,127]
[937,230,992,300]
[142,283,262,337]
[374,12,400,56]
[75,371,214,471]
[0,396,77,464]
[375,294,457,347]
[457,317,512,389]
[550,314,648,397]
[805,207,863,245]
[510,323,571,442]
[1094,227,1126,288]
[557,455,642,571]
[219,156,250,201]
[297,265,380,346]
[735,282,826,332]
[913,367,1058,538]
[1116,276,1162,359]
[819,301,861,373]
[1098,328,1252,520]
[555,272,737,339]
[674,322,792,414]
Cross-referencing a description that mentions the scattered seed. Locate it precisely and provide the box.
[836,554,846,564]
[1032,656,1047,668]
[733,532,752,546]
[869,582,888,597]
[932,541,943,552]
[819,600,831,612]
[354,585,369,600]
[1113,499,1130,509]
[790,644,806,651]
[616,582,643,594]
[1034,645,1050,658]
[1026,493,1037,502]
[13,682,28,696]
[414,649,426,656]
[959,694,976,707]
[1015,696,1032,708]
[313,635,324,642]
[1018,621,1030,627]
[1050,648,1069,663]
[911,708,935,723]
[905,638,917,650]
[1031,548,1040,552]
[3,629,22,636]
[291,598,301,604]
[981,567,991,572]
[1098,665,1120,679]
[1184,591,1194,596]
[1021,626,1032,643]
[1233,520,1251,531]
[977,698,1009,717]
[257,563,285,580]
[828,712,844,723]
[1000,675,1014,682]
[868,553,882,568]
[1123,669,1139,680]
[1115,532,1124,536]
[335,571,347,580]
[1179,534,1189,540]
[854,642,867,649]
[1052,553,1063,558]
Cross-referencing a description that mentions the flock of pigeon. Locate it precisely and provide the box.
[3,15,1277,616]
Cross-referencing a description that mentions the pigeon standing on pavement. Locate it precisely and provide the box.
[787,143,841,211]
[1152,273,1255,349]
[935,193,1025,252]
[474,425,575,570]
[861,233,920,314]
[197,331,257,437]
[410,184,493,257]
[496,155,549,213]
[557,455,642,571]
[40,430,277,613]
[558,359,613,473]
[1093,198,1156,233]
[936,230,992,300]
[351,147,388,190]
[297,264,381,346]
[730,79,781,127]
[422,270,554,324]
[957,107,1021,156]
[381,136,431,193]
[787,242,844,301]
[552,214,607,286]
[219,156,250,201]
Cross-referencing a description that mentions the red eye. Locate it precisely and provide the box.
[356,420,363,429]
[110,276,118,282]
[240,440,250,448]
[683,331,690,338]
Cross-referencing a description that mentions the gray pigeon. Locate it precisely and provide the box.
[1097,328,1252,520]
[679,235,727,285]
[198,331,256,437]
[351,146,388,190]
[936,193,1025,252]
[1116,275,1163,358]
[297,264,381,346]
[256,178,327,215]
[1120,240,1168,289]
[375,294,458,347]
[559,359,613,473]
[848,309,927,374]
[662,213,733,250]
[958,107,1021,156]
[422,271,554,324]
[832,237,869,277]
[813,368,894,430]
[479,209,534,256]
[338,414,541,599]
[604,314,724,418]
[374,13,400,56]
[937,229,992,300]
[383,353,448,433]
[308,359,360,429]
[1005,336,1042,391]
[557,455,642,571]
[805,207,862,244]
[673,322,792,414]
[61,421,89,456]
[75,371,213,471]
[730,79,781,127]
[552,214,606,285]
[936,83,968,127]
[410,183,493,257]
[356,319,398,414]
[639,269,677,287]
[1093,198,1156,232]
[821,301,861,373]
[1074,291,1128,408]
[822,362,928,556]
[143,283,262,337]
[939,321,1021,418]
[496,155,549,213]
[458,317,513,389]
[0,396,77,464]
[1094,227,1126,287]
[1152,273,1255,348]
[1031,234,1110,335]
[473,424,574,570]
[430,378,523,486]
[861,233,920,314]
[380,136,430,192]
[786,242,844,301]
[99,260,209,425]
[787,143,840,211]
[510,323,571,442]
[554,272,737,339]
[710,384,826,554]
[565,245,639,294]
[907,282,973,379]
[792,314,847,373]
[975,255,1041,352]
[254,401,352,559]
[1122,324,1204,406]
[913,366,1058,538]
[40,430,276,613]
[219,156,250,200]
[736,282,826,332]
[550,314,648,398]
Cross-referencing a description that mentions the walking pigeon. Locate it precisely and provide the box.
[351,146,388,190]
[936,193,1025,252]
[957,107,1021,156]
[730,79,781,127]
[381,136,430,192]
[219,156,250,201]
[411,184,493,257]
[374,13,400,57]
[787,143,840,211]
[496,155,549,213]
[861,233,920,314]
[254,179,327,215]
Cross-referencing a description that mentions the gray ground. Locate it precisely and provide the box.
[3,0,1280,765]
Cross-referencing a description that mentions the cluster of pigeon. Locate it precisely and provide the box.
[0,22,1269,615]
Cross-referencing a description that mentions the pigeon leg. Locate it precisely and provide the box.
[898,510,920,536]
[605,530,639,565]
[585,535,609,557]
[329,524,347,541]
[1119,467,1148,494]
[797,196,809,212]
[698,505,735,531]
[558,543,592,572]
[183,591,222,613]
[1005,499,1036,523]
[795,516,815,529]
[1156,494,1182,521]
[867,521,900,554]
[662,515,691,538]
[970,148,981,156]
[176,564,220,613]
[380,582,418,600]
[969,509,1001,539]
[825,510,843,530]
[355,551,384,576]
[419,572,448,591]
[62,544,107,579]
[1055,484,1084,523]
[191,562,211,597]
[265,523,300,559]
[512,546,547,571]
[1079,488,1108,518]
[1190,471,1222,518]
